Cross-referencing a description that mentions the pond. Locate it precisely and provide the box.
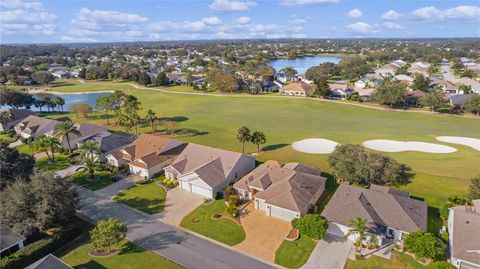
[0,92,111,111]
[268,55,341,74]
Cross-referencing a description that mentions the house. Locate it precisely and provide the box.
[0,225,25,258]
[25,254,73,269]
[374,64,399,77]
[51,70,69,79]
[106,134,186,178]
[354,79,367,89]
[356,88,376,102]
[233,161,326,221]
[274,71,288,83]
[394,75,414,84]
[14,115,61,138]
[405,90,426,107]
[407,66,429,77]
[454,77,480,94]
[321,184,427,245]
[448,94,477,109]
[329,82,355,99]
[447,200,480,269]
[166,72,187,84]
[0,109,34,132]
[164,143,255,198]
[76,131,137,159]
[279,82,316,97]
[59,123,109,151]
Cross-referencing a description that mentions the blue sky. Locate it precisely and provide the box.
[1,0,479,44]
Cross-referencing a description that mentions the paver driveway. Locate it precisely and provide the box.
[301,234,353,269]
[235,203,291,262]
[154,187,204,225]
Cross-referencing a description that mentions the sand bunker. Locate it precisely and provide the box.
[292,138,339,154]
[436,136,480,151]
[362,140,457,153]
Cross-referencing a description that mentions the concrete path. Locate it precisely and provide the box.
[76,187,276,269]
[94,175,140,199]
[8,140,22,148]
[154,187,204,225]
[54,165,81,178]
[301,235,353,269]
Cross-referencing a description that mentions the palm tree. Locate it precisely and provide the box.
[54,96,65,112]
[144,109,157,133]
[345,217,377,256]
[54,121,81,153]
[79,140,101,155]
[76,153,104,181]
[236,126,251,154]
[0,111,12,124]
[250,131,266,153]
[33,135,60,162]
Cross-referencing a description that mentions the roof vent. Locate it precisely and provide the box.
[466,221,470,224]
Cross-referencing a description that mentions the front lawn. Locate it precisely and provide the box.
[0,133,17,143]
[35,154,70,172]
[180,200,245,246]
[114,179,167,214]
[275,235,316,269]
[70,171,112,191]
[344,250,430,269]
[15,143,36,155]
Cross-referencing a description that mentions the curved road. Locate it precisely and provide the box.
[76,186,277,269]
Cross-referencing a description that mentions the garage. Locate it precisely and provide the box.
[190,183,212,198]
[268,205,300,221]
[255,198,267,211]
[327,222,358,241]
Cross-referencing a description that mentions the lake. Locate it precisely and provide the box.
[0,92,111,111]
[268,55,341,74]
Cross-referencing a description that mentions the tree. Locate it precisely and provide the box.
[31,71,55,86]
[305,62,340,82]
[291,214,328,240]
[138,71,151,86]
[372,81,407,107]
[250,131,266,152]
[463,95,480,116]
[76,153,104,180]
[338,56,371,80]
[0,179,37,236]
[0,110,12,124]
[412,74,431,92]
[0,89,35,109]
[54,96,65,112]
[79,67,86,79]
[207,69,239,93]
[403,231,444,261]
[54,121,80,153]
[96,95,113,125]
[34,135,61,162]
[79,140,101,155]
[469,175,480,200]
[458,84,472,94]
[461,69,476,79]
[70,103,92,118]
[236,126,251,154]
[421,88,447,112]
[280,67,297,79]
[0,142,35,190]
[144,109,157,133]
[90,218,127,253]
[156,71,170,86]
[161,120,178,135]
[314,76,331,97]
[328,144,411,186]
[345,217,370,255]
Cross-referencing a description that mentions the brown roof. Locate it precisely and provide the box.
[321,184,427,233]
[130,142,187,169]
[450,204,480,265]
[378,64,400,70]
[282,82,316,93]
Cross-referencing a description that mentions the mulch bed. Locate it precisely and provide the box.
[89,249,118,257]
[286,228,299,241]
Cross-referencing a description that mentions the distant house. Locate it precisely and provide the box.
[0,109,34,132]
[166,72,188,84]
[51,70,69,79]
[76,131,137,159]
[354,79,367,89]
[322,184,427,244]
[329,82,355,99]
[233,161,326,221]
[454,77,480,94]
[279,82,316,97]
[405,90,426,107]
[14,115,61,138]
[374,64,399,77]
[164,143,255,198]
[448,200,480,269]
[394,75,414,84]
[407,66,429,77]
[25,254,73,269]
[448,94,476,109]
[274,71,288,83]
[0,225,25,258]
[356,88,376,102]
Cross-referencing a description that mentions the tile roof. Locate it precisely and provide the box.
[450,204,480,266]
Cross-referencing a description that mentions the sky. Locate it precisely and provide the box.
[1,0,479,44]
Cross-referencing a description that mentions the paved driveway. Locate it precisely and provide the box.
[76,187,275,269]
[301,235,353,269]
[95,175,141,199]
[235,203,291,262]
[154,187,204,225]
[54,165,81,178]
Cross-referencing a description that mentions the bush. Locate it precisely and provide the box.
[228,195,241,207]
[430,261,456,269]
[223,185,237,202]
[0,223,81,269]
[291,214,328,240]
[6,129,16,138]
[403,231,444,261]
[226,205,239,217]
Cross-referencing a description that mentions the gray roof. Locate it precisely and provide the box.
[449,204,480,266]
[82,131,137,153]
[0,225,25,251]
[0,109,34,123]
[25,254,72,269]
[15,115,59,136]
[448,93,476,106]
[321,184,427,233]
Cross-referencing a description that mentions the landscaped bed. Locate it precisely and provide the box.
[275,235,316,269]
[344,250,437,269]
[180,200,245,246]
[70,171,112,191]
[114,179,167,214]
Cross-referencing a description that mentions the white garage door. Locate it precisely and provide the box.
[269,205,299,221]
[190,183,212,198]
[255,199,267,211]
[179,180,189,190]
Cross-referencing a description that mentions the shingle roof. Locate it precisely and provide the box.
[282,82,316,93]
[25,254,72,269]
[450,204,480,265]
[96,132,137,153]
[15,115,59,136]
[0,108,34,123]
[321,184,427,233]
[0,225,25,251]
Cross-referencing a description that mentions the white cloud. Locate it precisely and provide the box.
[383,22,403,29]
[280,0,339,6]
[209,0,257,12]
[0,9,56,35]
[347,8,362,19]
[381,9,401,20]
[0,0,43,10]
[411,5,480,21]
[202,16,222,25]
[346,22,380,35]
[235,16,251,24]
[289,18,307,24]
[411,6,442,21]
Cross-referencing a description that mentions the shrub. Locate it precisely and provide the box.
[226,205,239,217]
[223,185,237,202]
[6,129,16,138]
[90,218,127,252]
[228,195,241,207]
[403,231,444,261]
[291,214,328,240]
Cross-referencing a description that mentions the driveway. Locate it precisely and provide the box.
[154,187,204,225]
[301,235,353,269]
[440,63,454,82]
[235,203,292,262]
[54,165,81,178]
[76,187,275,269]
[95,175,141,199]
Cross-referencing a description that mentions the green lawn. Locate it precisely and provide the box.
[180,200,245,246]
[15,143,36,155]
[0,133,17,143]
[114,179,167,214]
[70,171,112,191]
[275,235,316,269]
[344,250,431,269]
[35,154,70,172]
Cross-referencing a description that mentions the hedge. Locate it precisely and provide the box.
[0,223,81,269]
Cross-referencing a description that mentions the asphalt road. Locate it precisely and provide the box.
[440,63,454,82]
[76,186,277,269]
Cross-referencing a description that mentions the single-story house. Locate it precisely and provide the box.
[405,90,426,107]
[106,134,186,178]
[76,131,137,159]
[25,254,73,269]
[329,82,356,99]
[394,75,414,84]
[454,77,480,94]
[374,64,399,77]
[447,200,480,269]
[407,66,429,77]
[0,109,34,132]
[164,143,255,198]
[0,225,25,258]
[59,123,109,151]
[14,115,61,138]
[321,184,427,245]
[279,82,316,97]
[448,93,477,109]
[233,161,326,221]
[166,72,188,84]
[356,88,376,102]
[354,79,367,89]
